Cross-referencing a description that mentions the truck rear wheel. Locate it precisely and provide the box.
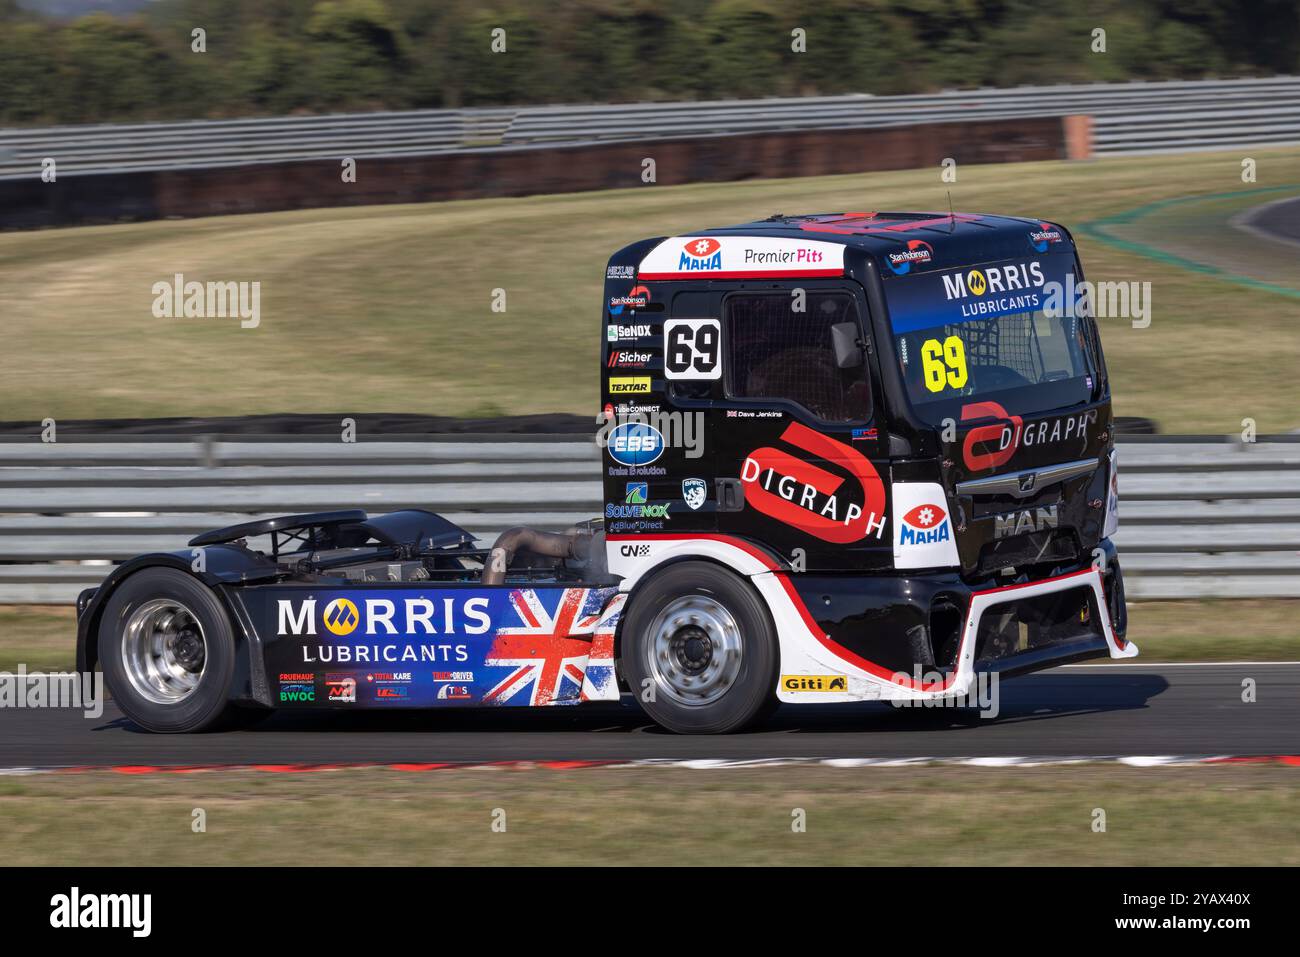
[99,567,243,733]
[621,561,778,734]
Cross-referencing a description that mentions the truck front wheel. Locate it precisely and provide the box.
[621,561,778,734]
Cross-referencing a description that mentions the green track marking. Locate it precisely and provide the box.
[1079,185,1300,300]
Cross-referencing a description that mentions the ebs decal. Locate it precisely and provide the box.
[607,422,664,467]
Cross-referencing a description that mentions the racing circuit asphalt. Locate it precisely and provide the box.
[1241,194,1300,247]
[1,663,1296,766]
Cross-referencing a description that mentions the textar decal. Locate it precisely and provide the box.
[740,421,887,544]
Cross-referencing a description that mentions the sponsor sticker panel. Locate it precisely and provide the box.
[261,586,620,708]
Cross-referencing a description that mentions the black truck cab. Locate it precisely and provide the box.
[599,211,1132,725]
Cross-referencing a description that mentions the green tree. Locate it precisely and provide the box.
[54,14,177,122]
[305,0,407,109]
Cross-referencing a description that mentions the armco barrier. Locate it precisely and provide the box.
[0,435,1296,603]
[0,117,1066,228]
[6,76,1299,227]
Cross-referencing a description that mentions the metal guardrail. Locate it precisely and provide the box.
[0,436,1296,603]
[3,76,1298,180]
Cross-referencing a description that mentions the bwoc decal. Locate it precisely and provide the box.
[741,421,887,544]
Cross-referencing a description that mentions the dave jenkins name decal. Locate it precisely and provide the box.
[741,422,887,544]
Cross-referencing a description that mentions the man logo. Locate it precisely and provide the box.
[966,269,987,296]
[322,598,359,636]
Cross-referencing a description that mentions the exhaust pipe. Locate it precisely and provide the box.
[481,526,592,586]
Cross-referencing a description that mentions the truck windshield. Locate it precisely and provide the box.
[883,255,1098,426]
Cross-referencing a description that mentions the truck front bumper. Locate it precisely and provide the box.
[770,545,1134,704]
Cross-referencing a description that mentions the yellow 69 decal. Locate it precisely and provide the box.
[921,335,968,392]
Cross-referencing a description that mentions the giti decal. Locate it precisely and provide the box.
[886,240,934,275]
[740,421,886,544]
[608,376,651,394]
[960,400,1095,472]
[781,674,847,692]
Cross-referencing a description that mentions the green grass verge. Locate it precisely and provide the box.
[1,765,1296,866]
[1,148,1298,431]
[4,599,1296,674]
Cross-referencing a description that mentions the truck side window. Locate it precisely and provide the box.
[724,291,870,422]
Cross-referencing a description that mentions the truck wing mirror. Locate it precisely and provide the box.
[831,322,864,369]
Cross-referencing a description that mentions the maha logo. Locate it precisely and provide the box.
[899,503,950,547]
[679,237,722,271]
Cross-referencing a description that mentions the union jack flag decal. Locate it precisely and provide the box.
[485,588,619,706]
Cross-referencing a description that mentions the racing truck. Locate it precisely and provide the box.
[77,210,1131,734]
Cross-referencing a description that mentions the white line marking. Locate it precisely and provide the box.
[1057,660,1300,668]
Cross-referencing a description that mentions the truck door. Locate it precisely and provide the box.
[711,285,891,572]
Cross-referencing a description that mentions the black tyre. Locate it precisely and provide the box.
[99,567,241,733]
[620,561,778,734]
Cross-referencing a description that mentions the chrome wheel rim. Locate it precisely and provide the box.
[646,595,742,706]
[120,599,207,704]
